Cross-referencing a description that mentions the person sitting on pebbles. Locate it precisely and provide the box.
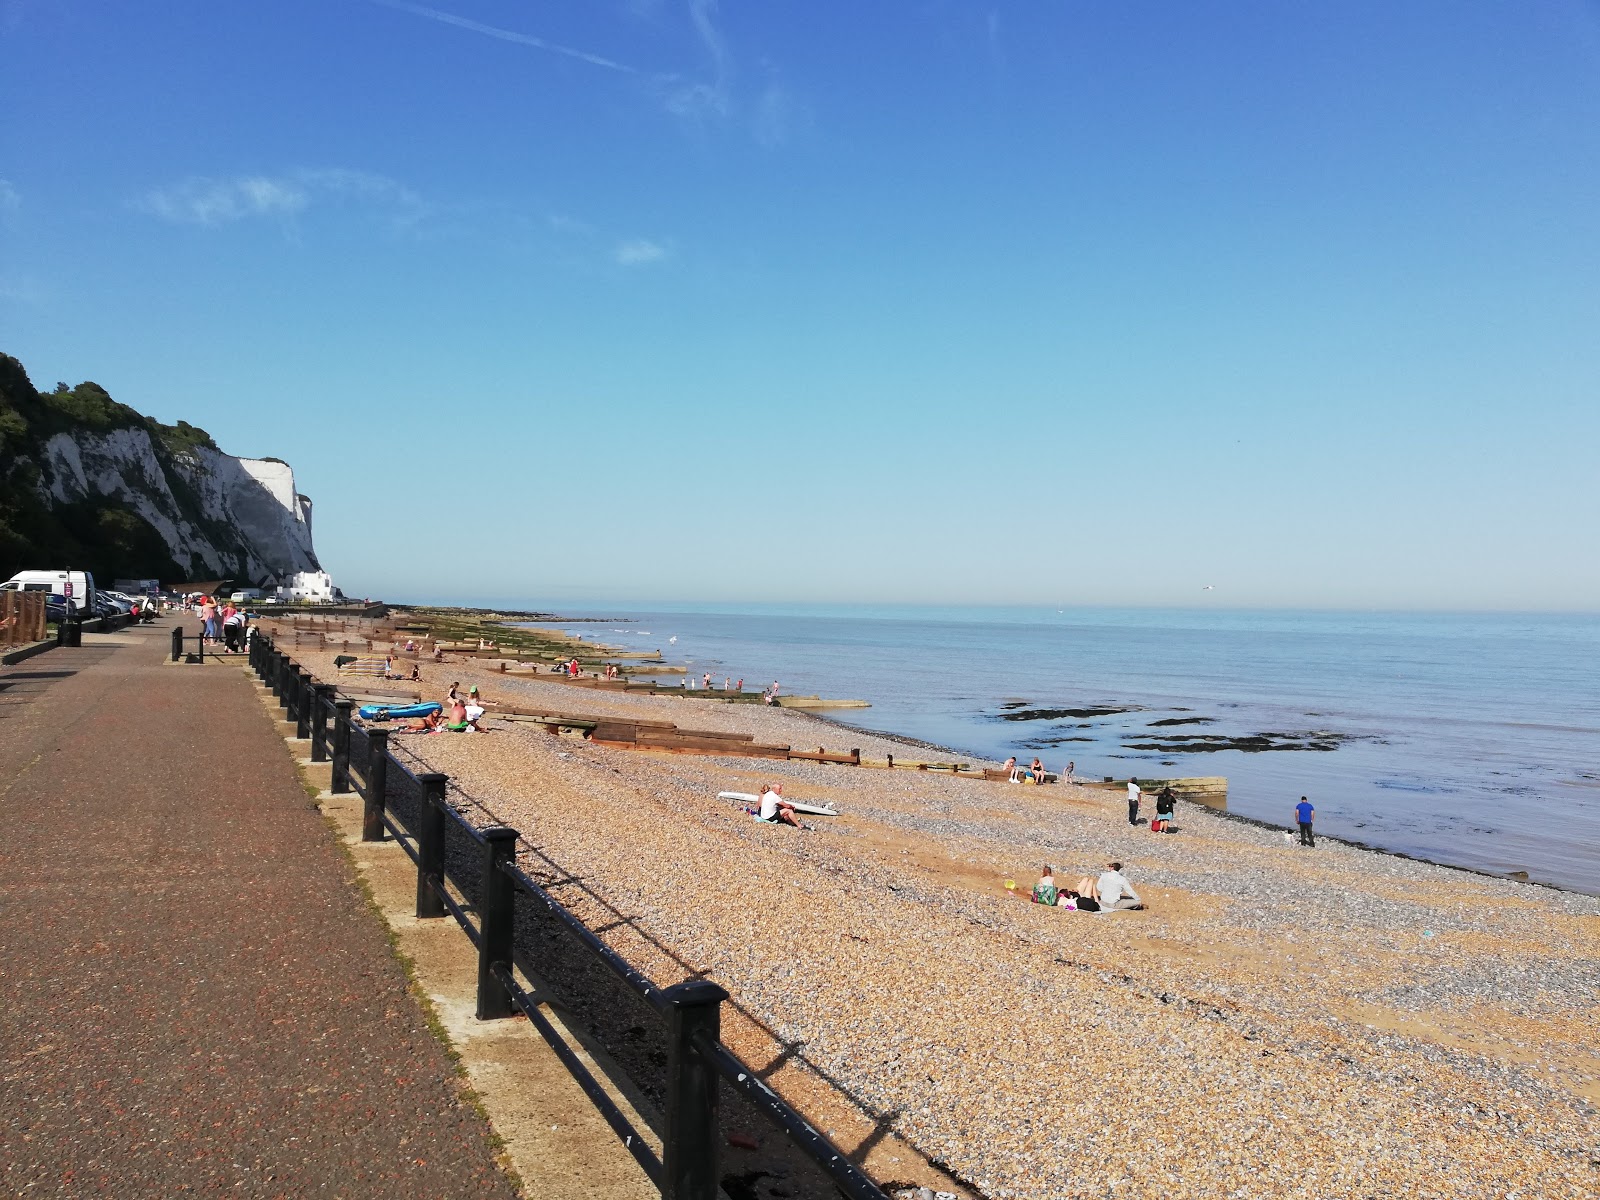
[757,783,803,828]
[1028,757,1047,784]
[1096,861,1145,911]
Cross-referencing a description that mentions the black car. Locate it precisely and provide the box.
[45,593,70,622]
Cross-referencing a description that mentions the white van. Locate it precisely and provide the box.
[2,569,99,615]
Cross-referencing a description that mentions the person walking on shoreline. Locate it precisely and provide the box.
[1295,796,1316,847]
[1127,778,1142,825]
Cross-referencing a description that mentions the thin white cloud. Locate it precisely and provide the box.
[139,169,426,228]
[140,176,308,225]
[614,238,668,266]
[659,0,731,120]
[0,179,19,210]
[367,0,635,72]
[987,9,1006,72]
[751,74,795,148]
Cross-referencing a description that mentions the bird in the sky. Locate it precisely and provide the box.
[669,635,677,644]
[1202,586,1214,591]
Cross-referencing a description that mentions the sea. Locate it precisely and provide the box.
[524,605,1600,895]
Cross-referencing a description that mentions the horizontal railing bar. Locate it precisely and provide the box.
[691,1030,889,1200]
[440,798,490,846]
[382,814,422,865]
[433,882,484,950]
[493,963,664,1186]
[501,860,667,1014]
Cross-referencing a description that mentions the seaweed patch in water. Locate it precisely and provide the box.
[1019,735,1096,748]
[999,705,1142,722]
[1147,716,1217,728]
[1122,730,1359,753]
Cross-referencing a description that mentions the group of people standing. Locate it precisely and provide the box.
[196,596,249,653]
[1124,780,1179,831]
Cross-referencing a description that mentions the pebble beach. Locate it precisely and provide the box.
[286,631,1600,1200]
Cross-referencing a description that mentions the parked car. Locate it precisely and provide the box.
[45,593,70,623]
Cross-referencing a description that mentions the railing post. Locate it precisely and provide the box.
[661,979,730,1200]
[363,728,389,842]
[310,683,333,763]
[170,626,183,662]
[415,773,448,919]
[330,699,354,794]
[475,826,518,1019]
[285,662,302,726]
[271,650,286,702]
[294,669,312,739]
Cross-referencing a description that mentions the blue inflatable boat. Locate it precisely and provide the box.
[358,701,442,721]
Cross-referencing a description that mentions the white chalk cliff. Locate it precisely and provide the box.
[38,429,322,583]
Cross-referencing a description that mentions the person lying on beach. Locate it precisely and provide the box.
[757,784,803,828]
[400,710,444,733]
[1096,862,1144,911]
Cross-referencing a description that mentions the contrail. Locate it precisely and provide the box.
[366,0,637,73]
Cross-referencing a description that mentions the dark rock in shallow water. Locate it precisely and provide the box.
[998,705,1141,722]
[1123,730,1357,753]
[1147,716,1217,727]
[1019,735,1095,748]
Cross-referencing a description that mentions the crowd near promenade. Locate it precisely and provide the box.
[0,624,520,1197]
[280,615,1600,1200]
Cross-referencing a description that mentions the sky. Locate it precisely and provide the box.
[2,0,1598,611]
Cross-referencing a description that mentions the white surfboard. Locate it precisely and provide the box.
[717,790,839,817]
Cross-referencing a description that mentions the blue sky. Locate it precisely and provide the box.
[3,0,1597,610]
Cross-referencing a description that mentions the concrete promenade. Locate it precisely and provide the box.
[0,623,521,1197]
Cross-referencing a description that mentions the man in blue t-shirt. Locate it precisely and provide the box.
[1295,796,1315,847]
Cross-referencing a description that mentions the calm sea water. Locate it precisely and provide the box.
[529,605,1600,894]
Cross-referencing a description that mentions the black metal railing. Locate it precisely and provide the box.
[251,630,889,1200]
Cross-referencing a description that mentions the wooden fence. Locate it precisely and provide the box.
[0,591,48,647]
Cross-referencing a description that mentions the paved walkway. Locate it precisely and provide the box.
[0,624,521,1197]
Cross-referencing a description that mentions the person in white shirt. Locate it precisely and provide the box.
[757,783,802,827]
[1126,779,1142,825]
[1096,861,1143,911]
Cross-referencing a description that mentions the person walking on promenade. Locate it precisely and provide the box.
[200,596,219,643]
[1127,778,1142,825]
[1295,796,1316,847]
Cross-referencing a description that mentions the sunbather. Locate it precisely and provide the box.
[1031,865,1059,905]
